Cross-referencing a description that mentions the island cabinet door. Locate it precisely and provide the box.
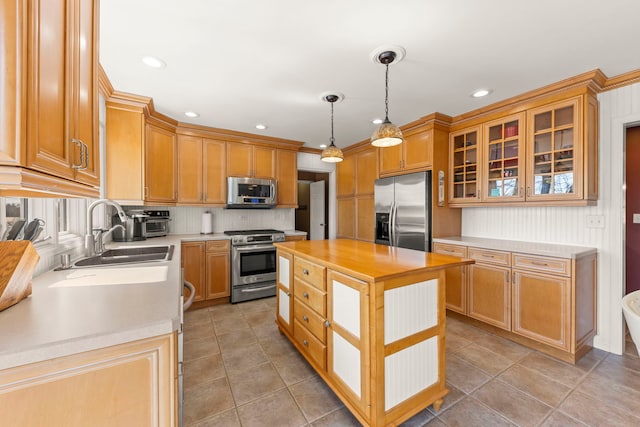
[326,270,370,420]
[276,251,294,333]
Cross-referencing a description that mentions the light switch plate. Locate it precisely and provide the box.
[634,213,640,224]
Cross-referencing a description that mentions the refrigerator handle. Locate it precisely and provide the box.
[388,202,394,246]
[391,202,398,247]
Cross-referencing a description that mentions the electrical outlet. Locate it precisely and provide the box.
[634,213,640,224]
[586,215,605,228]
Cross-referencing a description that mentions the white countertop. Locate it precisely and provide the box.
[0,236,192,370]
[433,236,597,258]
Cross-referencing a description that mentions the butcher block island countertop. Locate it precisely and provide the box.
[274,239,473,427]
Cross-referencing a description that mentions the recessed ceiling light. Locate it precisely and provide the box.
[319,144,327,149]
[471,88,492,98]
[255,124,267,130]
[184,111,199,118]
[142,56,166,68]
[372,118,383,125]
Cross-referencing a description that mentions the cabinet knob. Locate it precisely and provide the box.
[303,291,309,298]
[302,269,309,275]
[324,320,331,328]
[286,291,291,297]
[303,315,309,322]
[303,339,308,346]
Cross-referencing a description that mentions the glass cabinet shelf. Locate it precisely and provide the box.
[450,128,480,201]
[483,114,525,201]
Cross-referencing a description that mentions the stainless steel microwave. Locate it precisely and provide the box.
[227,177,277,208]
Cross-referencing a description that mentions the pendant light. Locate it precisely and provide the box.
[371,50,404,147]
[321,94,344,163]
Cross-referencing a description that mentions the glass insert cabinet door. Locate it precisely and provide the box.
[450,127,481,203]
[527,98,581,200]
[482,113,525,202]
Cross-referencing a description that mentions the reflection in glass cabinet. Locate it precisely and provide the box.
[451,129,479,200]
[486,118,521,199]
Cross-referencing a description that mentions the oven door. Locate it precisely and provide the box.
[231,244,277,286]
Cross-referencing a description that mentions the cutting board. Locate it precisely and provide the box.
[0,241,40,311]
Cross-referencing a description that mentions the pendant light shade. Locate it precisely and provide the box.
[371,50,403,147]
[321,94,344,163]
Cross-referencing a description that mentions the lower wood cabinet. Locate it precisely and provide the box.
[432,243,467,314]
[181,240,230,305]
[0,333,177,426]
[468,263,511,331]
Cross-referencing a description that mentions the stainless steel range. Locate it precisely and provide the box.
[224,229,285,303]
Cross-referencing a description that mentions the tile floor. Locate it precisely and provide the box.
[183,297,640,427]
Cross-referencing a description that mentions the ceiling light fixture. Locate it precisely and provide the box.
[372,118,383,125]
[319,144,327,149]
[141,56,166,68]
[471,88,492,98]
[184,111,199,118]
[370,49,404,147]
[255,124,267,130]
[321,94,344,163]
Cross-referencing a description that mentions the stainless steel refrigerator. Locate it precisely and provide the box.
[374,171,432,251]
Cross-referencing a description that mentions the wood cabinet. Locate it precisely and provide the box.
[285,234,307,242]
[181,240,231,305]
[336,198,355,239]
[226,142,275,178]
[432,242,468,314]
[0,0,100,197]
[449,127,481,204]
[0,333,177,426]
[276,149,298,207]
[145,124,177,203]
[435,238,597,363]
[355,196,374,242]
[177,135,226,205]
[379,129,433,176]
[336,155,355,198]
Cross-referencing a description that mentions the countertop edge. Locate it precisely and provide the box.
[433,236,597,258]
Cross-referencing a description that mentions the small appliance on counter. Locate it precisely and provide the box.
[112,210,148,242]
[144,210,171,237]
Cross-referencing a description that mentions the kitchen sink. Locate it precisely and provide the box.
[72,245,174,268]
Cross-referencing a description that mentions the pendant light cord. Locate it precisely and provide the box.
[330,101,335,146]
[384,64,390,121]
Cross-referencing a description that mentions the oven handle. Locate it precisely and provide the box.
[233,244,276,253]
[240,284,276,293]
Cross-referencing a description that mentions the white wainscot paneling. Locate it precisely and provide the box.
[278,256,290,289]
[278,289,290,325]
[384,279,438,345]
[385,336,438,411]
[332,280,360,338]
[332,331,361,398]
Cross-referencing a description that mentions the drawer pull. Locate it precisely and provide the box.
[303,315,309,322]
[303,268,309,275]
[482,253,495,258]
[324,320,331,328]
[303,339,308,346]
[531,261,548,266]
[303,291,309,298]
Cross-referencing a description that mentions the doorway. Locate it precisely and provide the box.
[626,125,640,294]
[296,171,329,240]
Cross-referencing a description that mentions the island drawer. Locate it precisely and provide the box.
[294,257,326,290]
[468,247,511,267]
[294,297,326,343]
[294,278,326,316]
[512,253,571,277]
[206,240,230,252]
[293,319,326,369]
[433,242,467,258]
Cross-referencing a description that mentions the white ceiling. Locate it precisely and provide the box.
[100,0,640,149]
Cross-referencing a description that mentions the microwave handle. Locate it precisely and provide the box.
[271,182,276,200]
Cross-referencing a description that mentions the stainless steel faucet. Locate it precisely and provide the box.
[85,199,128,256]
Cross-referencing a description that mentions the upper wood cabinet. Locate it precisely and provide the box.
[227,142,275,179]
[378,130,433,176]
[1,0,100,197]
[145,124,177,203]
[276,149,298,207]
[177,135,226,205]
[448,90,598,207]
[355,148,378,196]
[336,155,355,198]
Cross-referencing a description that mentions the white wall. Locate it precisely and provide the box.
[461,82,640,354]
[297,152,337,239]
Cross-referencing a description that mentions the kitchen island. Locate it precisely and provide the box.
[274,239,473,427]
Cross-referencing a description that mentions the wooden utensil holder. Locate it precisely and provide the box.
[0,241,40,311]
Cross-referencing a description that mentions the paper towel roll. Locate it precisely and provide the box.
[201,212,213,234]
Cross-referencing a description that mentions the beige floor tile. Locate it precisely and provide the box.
[498,364,571,407]
[518,352,587,387]
[237,298,272,314]
[454,343,514,376]
[237,388,307,427]
[289,375,343,422]
[428,383,466,414]
[245,309,277,327]
[191,408,241,427]
[184,353,225,390]
[213,315,251,335]
[603,352,640,374]
[184,307,213,326]
[311,407,361,427]
[217,329,258,353]
[259,331,298,358]
[271,349,316,385]
[446,353,492,393]
[227,361,286,405]
[574,346,608,372]
[445,330,472,353]
[252,321,285,339]
[577,367,640,414]
[473,333,531,362]
[473,379,552,427]
[184,336,220,362]
[423,418,448,426]
[221,342,269,376]
[539,411,589,427]
[559,390,640,427]
[446,317,491,342]
[592,355,640,391]
[209,303,243,321]
[437,396,516,427]
[183,320,215,343]
[183,377,235,426]
[398,407,435,426]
